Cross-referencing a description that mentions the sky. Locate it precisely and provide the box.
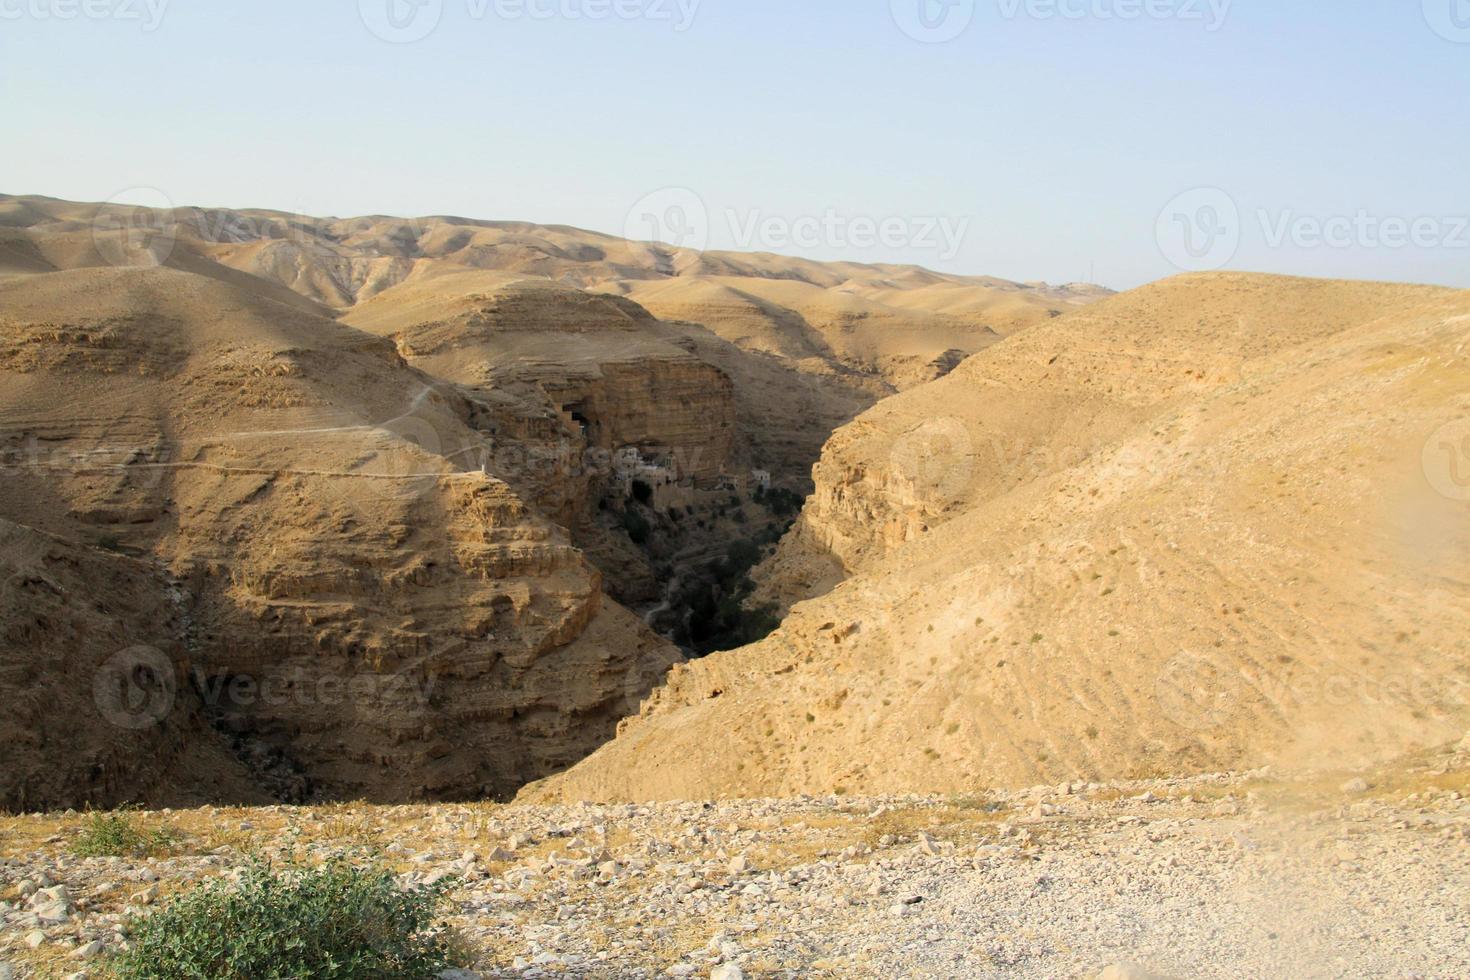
[2,0,1468,290]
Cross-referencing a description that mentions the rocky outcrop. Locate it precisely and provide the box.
[347,278,740,493]
[0,267,682,806]
[541,358,735,487]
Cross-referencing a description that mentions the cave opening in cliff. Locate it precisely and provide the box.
[563,404,593,439]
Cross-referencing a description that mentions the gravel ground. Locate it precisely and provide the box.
[2,752,1468,979]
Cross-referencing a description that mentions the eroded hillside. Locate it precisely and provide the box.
[0,194,1104,492]
[0,195,1106,809]
[526,273,1470,803]
[0,267,681,809]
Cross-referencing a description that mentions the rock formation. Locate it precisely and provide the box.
[0,195,1106,808]
[527,273,1470,802]
[0,266,680,808]
[2,194,1105,492]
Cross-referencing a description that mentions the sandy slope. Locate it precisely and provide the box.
[526,273,1470,802]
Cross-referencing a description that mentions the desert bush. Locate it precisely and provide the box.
[72,808,176,858]
[111,853,464,980]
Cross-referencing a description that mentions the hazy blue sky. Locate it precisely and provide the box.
[3,0,1467,289]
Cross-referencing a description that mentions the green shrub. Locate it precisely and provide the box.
[630,479,653,505]
[111,853,464,980]
[72,808,177,858]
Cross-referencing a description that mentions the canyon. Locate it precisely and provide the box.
[0,195,1098,810]
[528,272,1470,802]
[3,195,1467,821]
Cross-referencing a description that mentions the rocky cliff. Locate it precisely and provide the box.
[0,267,681,808]
[345,275,738,491]
[0,195,1114,809]
[526,274,1470,802]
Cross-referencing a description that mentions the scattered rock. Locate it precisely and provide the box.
[0,779,1462,978]
[70,940,104,959]
[34,902,71,925]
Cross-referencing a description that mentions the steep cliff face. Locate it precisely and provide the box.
[346,275,738,492]
[0,267,681,806]
[539,358,736,487]
[526,274,1470,803]
[0,519,270,812]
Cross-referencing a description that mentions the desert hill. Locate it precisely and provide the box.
[1,194,1104,490]
[525,273,1470,802]
[0,194,1108,809]
[0,265,681,810]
